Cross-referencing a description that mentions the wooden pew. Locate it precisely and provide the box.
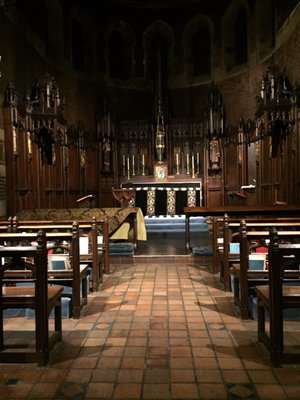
[231,219,300,318]
[6,222,87,319]
[15,207,146,263]
[0,230,63,366]
[255,229,300,367]
[184,205,300,262]
[216,213,300,290]
[12,216,109,292]
[232,221,269,318]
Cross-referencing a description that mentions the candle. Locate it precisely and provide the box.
[196,152,199,165]
[127,156,130,171]
[186,153,189,166]
[122,154,125,167]
[176,153,179,165]
[191,155,194,171]
[210,109,213,132]
[132,155,135,168]
[107,112,111,137]
[142,154,145,166]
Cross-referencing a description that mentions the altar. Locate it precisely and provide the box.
[121,180,202,216]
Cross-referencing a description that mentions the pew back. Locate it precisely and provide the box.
[12,215,109,292]
[255,228,300,366]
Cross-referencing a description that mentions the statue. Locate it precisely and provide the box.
[103,136,111,171]
[209,135,220,169]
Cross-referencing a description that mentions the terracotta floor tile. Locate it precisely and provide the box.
[72,356,98,369]
[248,369,278,383]
[28,382,60,398]
[198,383,228,399]
[222,369,251,384]
[91,369,118,382]
[5,382,33,398]
[170,357,194,369]
[147,346,169,358]
[113,383,142,399]
[66,368,93,383]
[143,383,171,399]
[144,369,170,383]
[117,369,144,383]
[196,368,223,383]
[217,357,244,370]
[171,383,199,399]
[85,382,114,398]
[171,369,196,382]
[170,346,192,357]
[254,383,289,399]
[2,258,300,399]
[146,358,169,369]
[121,357,146,369]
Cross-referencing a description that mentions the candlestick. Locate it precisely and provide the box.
[122,154,126,177]
[141,154,145,175]
[132,155,135,176]
[191,155,195,178]
[127,156,130,179]
[210,109,213,132]
[186,153,190,174]
[175,153,179,174]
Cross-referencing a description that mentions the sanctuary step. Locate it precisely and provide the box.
[145,215,207,233]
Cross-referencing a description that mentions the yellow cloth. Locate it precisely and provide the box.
[110,208,147,241]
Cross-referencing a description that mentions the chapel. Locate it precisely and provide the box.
[0,1,300,399]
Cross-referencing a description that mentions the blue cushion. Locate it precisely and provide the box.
[229,243,240,253]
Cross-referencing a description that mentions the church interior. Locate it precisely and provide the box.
[1,0,300,399]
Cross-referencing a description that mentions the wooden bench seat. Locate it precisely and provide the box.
[219,214,300,291]
[0,231,63,366]
[255,229,300,367]
[13,215,109,291]
[232,220,300,318]
[4,223,87,319]
[184,205,300,259]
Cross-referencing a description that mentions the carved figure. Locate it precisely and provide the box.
[103,136,111,170]
[209,136,220,168]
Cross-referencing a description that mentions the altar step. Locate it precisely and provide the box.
[144,215,208,233]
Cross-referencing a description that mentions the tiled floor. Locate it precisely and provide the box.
[1,255,300,399]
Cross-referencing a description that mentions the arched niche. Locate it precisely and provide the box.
[62,2,97,74]
[222,0,249,72]
[255,0,275,60]
[143,20,175,84]
[45,0,63,63]
[104,20,135,80]
[182,14,214,82]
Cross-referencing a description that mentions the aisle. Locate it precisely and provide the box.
[2,258,299,399]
